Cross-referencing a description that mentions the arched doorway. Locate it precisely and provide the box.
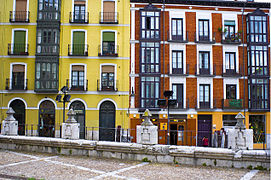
[39,100,55,137]
[70,101,85,139]
[10,99,25,135]
[99,101,115,141]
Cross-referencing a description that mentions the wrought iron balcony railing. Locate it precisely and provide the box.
[97,79,118,92]
[68,44,88,56]
[169,64,189,76]
[222,99,243,109]
[194,31,216,44]
[195,98,217,110]
[66,79,88,91]
[9,11,30,23]
[221,32,241,44]
[98,44,119,57]
[99,12,119,24]
[69,12,89,23]
[195,64,216,76]
[168,31,189,43]
[222,66,243,77]
[8,44,29,56]
[6,78,28,90]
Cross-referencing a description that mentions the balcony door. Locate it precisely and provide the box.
[12,64,25,90]
[102,32,115,55]
[199,52,210,75]
[74,3,86,22]
[71,65,84,91]
[73,31,85,55]
[15,0,27,21]
[101,65,115,91]
[225,52,236,74]
[199,84,210,108]
[103,1,115,22]
[199,20,209,41]
[99,101,115,141]
[14,30,26,54]
[172,84,183,109]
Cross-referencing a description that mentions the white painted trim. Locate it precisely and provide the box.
[131,8,135,40]
[197,77,213,109]
[10,63,27,90]
[169,11,186,42]
[170,77,187,108]
[69,63,87,90]
[11,28,28,54]
[97,98,118,110]
[223,46,239,74]
[222,13,238,41]
[71,29,87,55]
[100,30,117,55]
[196,12,212,42]
[99,63,117,91]
[101,0,117,22]
[7,97,28,109]
[37,98,57,109]
[72,0,88,23]
[67,98,88,110]
[223,78,240,100]
[197,44,213,75]
[169,44,186,74]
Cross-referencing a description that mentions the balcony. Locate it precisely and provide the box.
[9,11,29,23]
[97,79,118,92]
[69,12,89,23]
[221,32,241,45]
[68,44,88,56]
[195,99,217,110]
[222,66,242,77]
[99,12,118,24]
[195,64,216,76]
[171,98,190,110]
[66,79,88,91]
[8,44,29,56]
[222,99,243,110]
[194,32,216,44]
[168,31,189,43]
[6,78,27,90]
[169,64,189,76]
[249,99,269,112]
[98,44,119,57]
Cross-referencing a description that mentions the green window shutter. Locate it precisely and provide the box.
[14,31,26,54]
[73,31,85,55]
[103,32,115,42]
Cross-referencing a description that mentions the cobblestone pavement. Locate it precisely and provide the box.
[0,150,269,180]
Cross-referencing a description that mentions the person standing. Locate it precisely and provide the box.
[202,136,209,147]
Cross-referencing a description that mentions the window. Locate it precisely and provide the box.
[141,10,160,39]
[35,62,58,89]
[172,51,183,74]
[12,64,25,90]
[37,29,59,54]
[12,30,27,55]
[249,115,265,143]
[38,0,59,20]
[247,15,267,43]
[171,18,183,40]
[248,46,268,76]
[224,21,235,40]
[199,84,210,108]
[226,85,236,99]
[71,65,84,91]
[72,31,86,56]
[198,19,209,41]
[74,0,86,22]
[141,76,160,108]
[172,84,184,109]
[100,32,117,56]
[199,51,210,75]
[141,42,160,73]
[102,1,117,23]
[101,66,115,91]
[248,78,269,110]
[12,0,28,22]
[223,115,237,127]
[225,52,236,74]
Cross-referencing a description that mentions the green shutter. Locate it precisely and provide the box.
[103,32,115,42]
[224,20,235,26]
[14,31,26,54]
[73,31,85,55]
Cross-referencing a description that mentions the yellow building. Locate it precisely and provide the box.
[0,0,130,141]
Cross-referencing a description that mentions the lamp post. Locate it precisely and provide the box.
[158,90,177,145]
[56,86,71,123]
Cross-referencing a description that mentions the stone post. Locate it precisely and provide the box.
[227,112,253,150]
[136,109,158,145]
[62,108,80,140]
[1,108,18,136]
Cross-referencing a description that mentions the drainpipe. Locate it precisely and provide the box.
[241,3,246,125]
[163,0,165,93]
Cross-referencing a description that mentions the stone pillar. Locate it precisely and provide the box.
[62,109,80,140]
[136,109,158,145]
[1,108,18,136]
[227,112,253,150]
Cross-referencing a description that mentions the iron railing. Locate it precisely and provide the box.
[68,44,89,56]
[195,64,216,76]
[222,99,243,109]
[222,65,243,77]
[168,31,189,43]
[99,12,119,24]
[9,11,30,23]
[98,44,119,57]
[69,12,89,23]
[8,44,29,55]
[5,78,28,90]
[194,31,216,44]
[66,79,88,91]
[97,79,118,92]
[195,98,217,109]
[221,32,241,44]
[170,64,190,76]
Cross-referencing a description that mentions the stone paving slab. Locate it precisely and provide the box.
[251,171,271,180]
[0,151,34,165]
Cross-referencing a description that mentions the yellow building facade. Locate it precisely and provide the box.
[0,0,130,141]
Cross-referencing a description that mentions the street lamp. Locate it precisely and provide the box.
[56,86,71,123]
[158,90,177,145]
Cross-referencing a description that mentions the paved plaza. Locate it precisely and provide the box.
[0,150,269,180]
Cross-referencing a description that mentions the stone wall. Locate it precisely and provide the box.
[0,135,269,169]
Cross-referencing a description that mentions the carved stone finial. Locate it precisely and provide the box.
[65,108,77,123]
[235,112,246,129]
[5,107,16,121]
[141,109,153,126]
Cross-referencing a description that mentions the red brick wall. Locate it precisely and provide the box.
[238,46,247,76]
[213,79,223,109]
[135,77,140,108]
[161,44,169,75]
[213,46,223,76]
[161,11,169,41]
[135,43,140,74]
[212,13,222,43]
[239,79,248,109]
[186,78,197,108]
[135,10,140,40]
[238,14,247,44]
[186,12,196,42]
[186,45,197,75]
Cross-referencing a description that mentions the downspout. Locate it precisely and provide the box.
[241,3,246,121]
[163,0,165,93]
